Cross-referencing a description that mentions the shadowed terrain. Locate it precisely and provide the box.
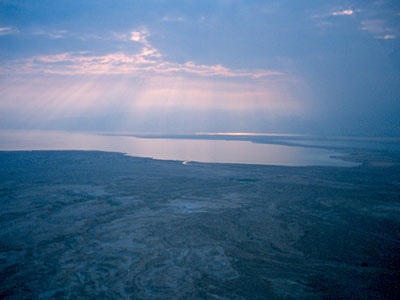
[0,150,400,299]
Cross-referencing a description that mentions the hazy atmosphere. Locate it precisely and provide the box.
[2,1,400,299]
[1,0,399,135]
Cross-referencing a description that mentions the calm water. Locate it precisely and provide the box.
[0,130,357,167]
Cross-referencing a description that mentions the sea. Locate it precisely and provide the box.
[1,129,398,167]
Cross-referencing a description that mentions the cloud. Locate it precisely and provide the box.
[112,32,129,41]
[130,30,150,44]
[32,29,68,39]
[312,4,398,40]
[361,19,387,33]
[1,29,284,80]
[2,51,284,80]
[0,26,307,130]
[0,26,18,35]
[129,29,161,59]
[311,8,356,19]
[331,9,354,16]
[129,29,158,56]
[130,31,144,42]
[141,47,161,57]
[376,34,396,39]
[360,19,397,39]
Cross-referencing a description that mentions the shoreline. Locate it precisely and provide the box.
[0,148,362,168]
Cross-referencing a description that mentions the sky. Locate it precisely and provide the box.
[0,0,399,136]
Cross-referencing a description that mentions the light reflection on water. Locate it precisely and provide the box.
[0,130,356,167]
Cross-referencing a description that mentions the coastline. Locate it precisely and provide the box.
[0,130,367,167]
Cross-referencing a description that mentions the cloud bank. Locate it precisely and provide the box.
[1,30,285,80]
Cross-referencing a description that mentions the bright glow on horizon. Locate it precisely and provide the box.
[196,132,304,137]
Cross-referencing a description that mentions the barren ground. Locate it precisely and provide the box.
[0,150,399,299]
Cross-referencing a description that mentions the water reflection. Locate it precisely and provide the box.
[0,130,356,167]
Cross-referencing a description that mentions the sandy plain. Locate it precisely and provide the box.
[0,149,399,299]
